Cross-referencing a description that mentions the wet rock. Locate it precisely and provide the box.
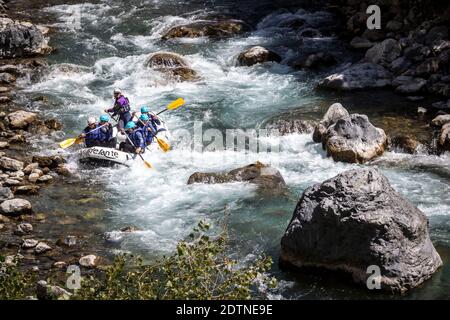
[0,96,10,104]
[0,214,10,223]
[34,242,51,254]
[22,239,38,249]
[0,156,24,171]
[37,175,53,183]
[292,52,336,70]
[27,120,51,135]
[0,18,52,58]
[393,76,427,94]
[9,134,26,144]
[188,161,286,191]
[425,26,448,46]
[56,235,77,248]
[0,186,13,201]
[318,63,392,91]
[350,36,374,49]
[365,39,402,65]
[28,173,40,183]
[32,155,64,169]
[312,103,349,143]
[280,168,442,293]
[55,164,71,177]
[121,226,141,233]
[418,107,427,115]
[79,254,99,268]
[0,141,8,149]
[14,185,40,195]
[237,46,281,66]
[44,119,62,131]
[53,261,67,269]
[431,114,450,127]
[391,135,420,154]
[4,254,23,266]
[162,19,247,40]
[4,178,20,186]
[0,198,32,216]
[323,114,387,163]
[15,222,33,235]
[23,163,39,175]
[36,280,71,300]
[145,51,199,82]
[390,57,412,75]
[7,110,37,129]
[438,122,450,150]
[265,119,317,136]
[404,43,431,62]
[0,72,15,84]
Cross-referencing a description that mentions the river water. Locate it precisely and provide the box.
[11,0,450,299]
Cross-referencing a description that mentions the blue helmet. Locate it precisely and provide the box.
[99,115,109,122]
[140,106,149,113]
[140,114,149,121]
[125,121,136,130]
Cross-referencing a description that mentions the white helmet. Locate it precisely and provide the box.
[113,88,122,95]
[87,116,96,124]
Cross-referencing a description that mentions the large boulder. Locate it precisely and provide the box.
[312,103,349,143]
[7,110,37,129]
[365,39,402,65]
[0,18,52,58]
[323,114,387,163]
[0,198,32,216]
[237,46,281,66]
[162,19,247,40]
[280,168,442,293]
[318,63,392,91]
[265,119,317,136]
[32,155,65,169]
[145,51,199,82]
[188,161,286,191]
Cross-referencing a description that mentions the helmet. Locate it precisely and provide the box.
[87,116,96,125]
[113,88,122,95]
[99,115,109,122]
[125,121,136,130]
[140,114,149,121]
[140,106,149,113]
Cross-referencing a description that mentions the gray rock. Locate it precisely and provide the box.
[391,135,420,154]
[34,242,51,254]
[188,161,286,191]
[28,172,40,183]
[425,26,448,46]
[265,119,317,136]
[350,36,374,49]
[79,254,98,268]
[386,20,403,32]
[37,175,53,183]
[312,103,349,143]
[292,52,336,70]
[23,163,39,175]
[4,178,20,186]
[432,114,450,127]
[145,51,199,82]
[365,39,402,65]
[22,239,38,249]
[0,18,51,58]
[404,43,431,62]
[318,63,392,91]
[418,107,427,115]
[0,72,15,84]
[7,110,37,129]
[0,156,24,171]
[237,46,281,66]
[280,168,442,293]
[0,186,13,201]
[323,114,387,163]
[390,57,412,75]
[394,77,427,94]
[0,198,32,216]
[162,19,247,40]
[36,280,71,300]
[15,222,33,235]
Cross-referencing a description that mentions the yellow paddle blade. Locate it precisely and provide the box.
[156,137,170,152]
[144,160,153,169]
[166,98,185,110]
[59,138,77,149]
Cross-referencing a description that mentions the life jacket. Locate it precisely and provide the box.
[112,95,132,122]
[98,123,113,142]
[128,127,146,150]
[83,124,102,147]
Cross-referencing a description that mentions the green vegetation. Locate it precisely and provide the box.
[1,221,276,300]
[0,256,34,300]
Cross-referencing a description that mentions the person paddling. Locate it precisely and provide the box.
[79,117,103,147]
[119,121,145,154]
[98,114,115,147]
[105,88,132,131]
[137,114,156,146]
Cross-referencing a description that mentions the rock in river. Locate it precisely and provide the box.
[0,198,32,216]
[280,168,442,293]
[237,46,281,66]
[0,156,24,171]
[7,110,37,129]
[312,103,349,143]
[145,51,199,82]
[318,63,392,91]
[188,161,286,192]
[162,19,247,40]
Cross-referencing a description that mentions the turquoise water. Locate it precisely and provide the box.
[13,0,450,299]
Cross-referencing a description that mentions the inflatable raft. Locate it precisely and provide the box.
[77,113,170,167]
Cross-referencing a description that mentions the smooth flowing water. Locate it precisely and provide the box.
[12,0,450,299]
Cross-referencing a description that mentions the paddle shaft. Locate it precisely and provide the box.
[110,116,147,163]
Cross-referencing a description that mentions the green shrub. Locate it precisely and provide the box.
[74,221,276,300]
[0,256,34,300]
